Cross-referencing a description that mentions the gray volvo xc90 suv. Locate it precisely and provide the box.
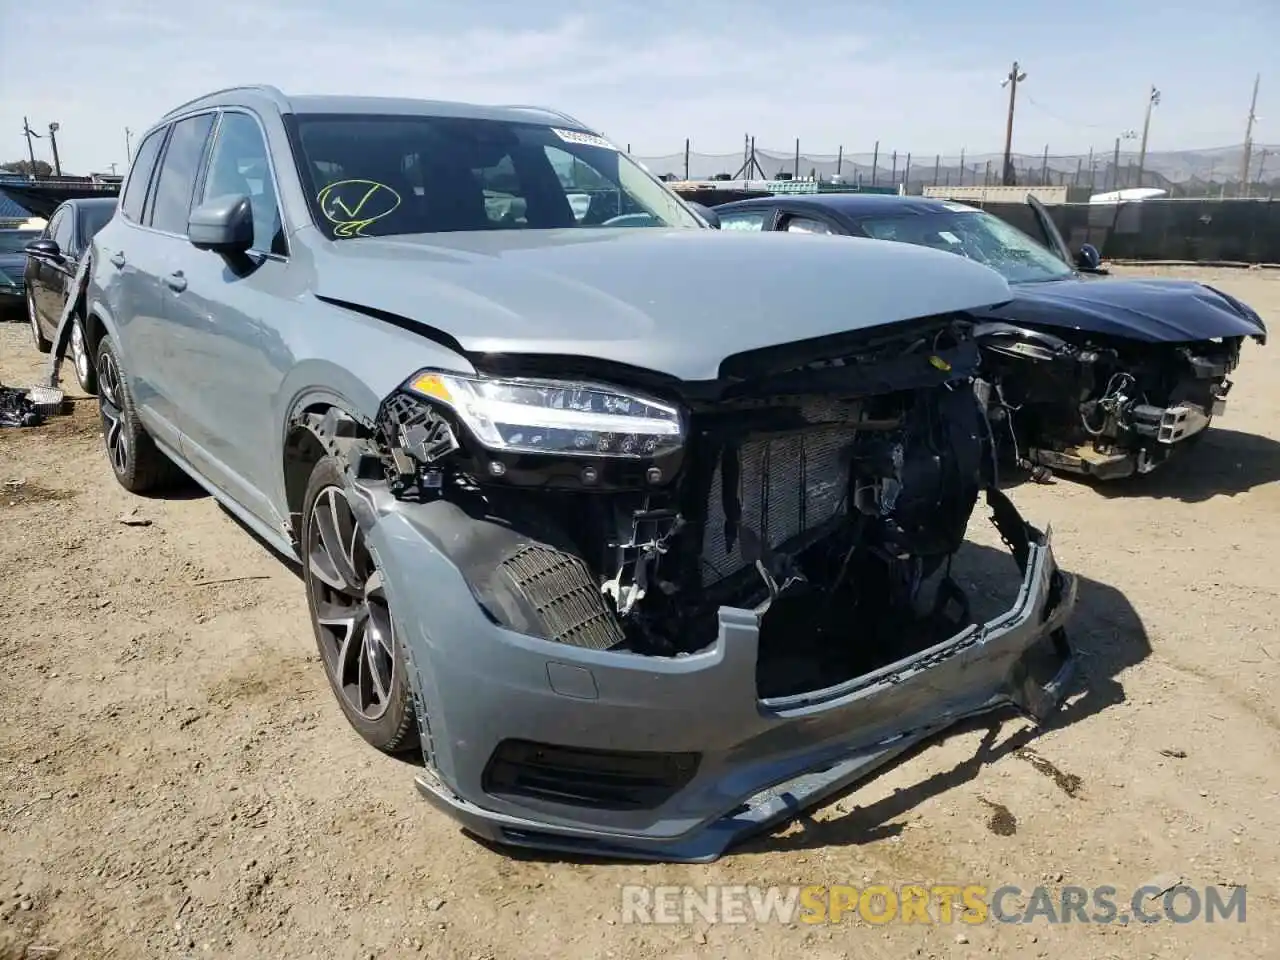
[79,85,1076,861]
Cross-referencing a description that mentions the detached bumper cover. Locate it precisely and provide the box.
[349,479,1076,863]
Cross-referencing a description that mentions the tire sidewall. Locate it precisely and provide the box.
[301,454,417,752]
[96,334,140,486]
[71,315,97,394]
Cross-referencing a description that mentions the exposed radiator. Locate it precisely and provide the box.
[700,423,858,586]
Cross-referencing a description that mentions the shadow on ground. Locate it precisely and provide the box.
[1091,428,1280,502]
[463,539,1150,865]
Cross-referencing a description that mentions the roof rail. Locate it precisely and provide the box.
[499,104,590,128]
[161,84,289,119]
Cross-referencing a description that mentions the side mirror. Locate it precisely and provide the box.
[25,238,62,261]
[1075,243,1102,271]
[188,194,254,254]
[687,201,720,229]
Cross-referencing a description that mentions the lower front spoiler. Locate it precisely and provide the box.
[1031,393,1224,481]
[409,546,1077,864]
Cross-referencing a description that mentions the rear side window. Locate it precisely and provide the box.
[719,211,767,231]
[120,129,166,223]
[149,113,216,235]
[782,215,832,235]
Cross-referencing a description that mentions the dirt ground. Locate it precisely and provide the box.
[1,265,1277,960]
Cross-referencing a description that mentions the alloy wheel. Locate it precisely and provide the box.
[307,486,396,721]
[97,351,129,475]
[71,319,90,386]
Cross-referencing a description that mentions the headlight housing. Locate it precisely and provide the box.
[404,371,685,458]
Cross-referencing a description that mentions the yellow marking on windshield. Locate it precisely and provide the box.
[316,179,401,238]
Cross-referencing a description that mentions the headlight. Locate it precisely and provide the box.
[404,371,684,458]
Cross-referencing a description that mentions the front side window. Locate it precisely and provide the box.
[120,128,165,223]
[41,209,65,242]
[292,113,702,238]
[719,211,768,231]
[52,208,74,251]
[149,113,216,235]
[202,112,286,255]
[858,209,1074,284]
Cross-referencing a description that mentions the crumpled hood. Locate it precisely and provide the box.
[309,228,1012,381]
[984,275,1267,344]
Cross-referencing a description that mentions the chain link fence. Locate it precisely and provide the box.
[631,143,1279,198]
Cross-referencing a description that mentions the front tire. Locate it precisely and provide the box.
[96,334,184,492]
[28,291,52,353]
[301,455,417,754]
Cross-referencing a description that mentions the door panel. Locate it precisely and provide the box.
[165,110,293,529]
[32,208,67,332]
[127,112,216,447]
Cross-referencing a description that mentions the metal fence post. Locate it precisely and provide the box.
[871,141,879,186]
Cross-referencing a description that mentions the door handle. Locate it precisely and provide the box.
[109,251,126,268]
[165,271,187,293]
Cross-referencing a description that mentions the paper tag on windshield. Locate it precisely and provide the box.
[937,231,962,244]
[552,128,616,150]
[941,201,978,213]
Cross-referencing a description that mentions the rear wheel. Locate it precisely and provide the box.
[96,334,184,492]
[301,455,417,754]
[28,291,51,353]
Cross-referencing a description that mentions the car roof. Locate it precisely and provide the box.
[159,85,592,132]
[721,193,979,219]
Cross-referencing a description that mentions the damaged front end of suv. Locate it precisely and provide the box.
[975,319,1256,481]
[340,312,1076,861]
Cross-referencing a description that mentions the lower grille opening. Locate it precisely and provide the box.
[482,739,701,811]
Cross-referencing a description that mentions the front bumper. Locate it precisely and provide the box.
[1030,385,1227,481]
[349,480,1076,862]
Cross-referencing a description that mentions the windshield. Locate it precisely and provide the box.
[858,209,1074,283]
[291,114,702,238]
[0,230,40,255]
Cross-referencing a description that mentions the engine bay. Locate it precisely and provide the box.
[366,317,1008,698]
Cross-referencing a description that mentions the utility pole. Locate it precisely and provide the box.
[1135,85,1161,188]
[125,127,133,162]
[22,116,42,175]
[48,122,62,176]
[1000,61,1027,186]
[1240,73,1260,198]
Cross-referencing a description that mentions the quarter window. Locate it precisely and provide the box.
[202,112,287,255]
[120,129,165,223]
[149,113,216,235]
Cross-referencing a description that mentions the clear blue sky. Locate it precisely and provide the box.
[0,0,1271,174]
